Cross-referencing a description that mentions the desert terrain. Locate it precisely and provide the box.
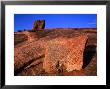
[14,28,97,76]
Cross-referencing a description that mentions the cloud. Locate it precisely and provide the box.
[88,22,96,25]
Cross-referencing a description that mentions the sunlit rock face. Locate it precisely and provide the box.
[32,20,45,30]
[43,35,88,73]
[14,40,45,72]
[14,28,97,76]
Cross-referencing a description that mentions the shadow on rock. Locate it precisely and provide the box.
[82,45,96,69]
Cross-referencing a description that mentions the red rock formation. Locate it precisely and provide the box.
[14,40,45,72]
[32,20,45,30]
[14,28,97,76]
[43,35,88,73]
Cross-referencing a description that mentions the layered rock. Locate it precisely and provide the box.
[14,28,97,76]
[14,40,45,72]
[43,35,88,73]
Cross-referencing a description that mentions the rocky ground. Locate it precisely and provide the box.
[14,28,97,76]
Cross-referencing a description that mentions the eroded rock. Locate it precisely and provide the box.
[14,41,45,72]
[43,35,88,73]
[32,20,45,30]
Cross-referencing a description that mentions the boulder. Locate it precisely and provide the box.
[43,35,88,73]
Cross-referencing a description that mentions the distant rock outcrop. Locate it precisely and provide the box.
[32,20,45,30]
[43,35,88,73]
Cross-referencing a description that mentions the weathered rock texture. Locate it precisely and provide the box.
[14,28,97,76]
[32,20,45,30]
[14,40,45,72]
[43,35,88,73]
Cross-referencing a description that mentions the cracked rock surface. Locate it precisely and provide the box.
[14,28,97,76]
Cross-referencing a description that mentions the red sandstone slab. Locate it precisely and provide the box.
[43,35,88,73]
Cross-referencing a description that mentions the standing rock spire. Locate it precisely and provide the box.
[32,20,45,30]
